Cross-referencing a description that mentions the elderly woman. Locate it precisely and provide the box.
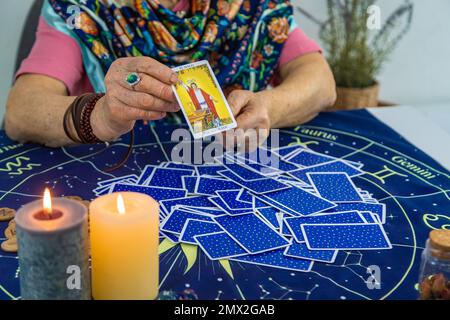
[6,0,336,148]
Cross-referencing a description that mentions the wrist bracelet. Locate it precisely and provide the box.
[63,93,104,144]
[63,92,135,173]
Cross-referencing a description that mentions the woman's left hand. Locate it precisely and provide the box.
[224,90,272,152]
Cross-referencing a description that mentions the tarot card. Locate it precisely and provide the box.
[215,190,253,211]
[284,241,338,263]
[230,248,313,272]
[208,196,253,216]
[307,172,363,203]
[258,186,336,216]
[217,170,290,194]
[213,213,290,254]
[172,60,237,139]
[288,160,364,183]
[284,211,368,243]
[194,232,248,260]
[286,150,336,167]
[195,176,240,195]
[160,196,214,213]
[161,209,212,234]
[326,202,386,224]
[180,219,223,244]
[255,207,280,230]
[302,223,392,250]
[195,164,225,177]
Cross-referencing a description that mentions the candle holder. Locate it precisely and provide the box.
[16,197,91,300]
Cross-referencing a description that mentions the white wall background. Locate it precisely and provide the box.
[296,0,450,106]
[0,0,35,124]
[0,0,449,123]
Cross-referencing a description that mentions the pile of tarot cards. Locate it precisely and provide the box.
[94,145,390,272]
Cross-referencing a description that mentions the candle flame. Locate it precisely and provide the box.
[43,188,52,215]
[117,194,126,215]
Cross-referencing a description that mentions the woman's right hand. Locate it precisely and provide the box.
[91,57,180,141]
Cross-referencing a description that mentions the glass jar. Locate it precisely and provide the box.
[418,230,450,300]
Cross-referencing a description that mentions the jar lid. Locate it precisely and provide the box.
[429,230,450,259]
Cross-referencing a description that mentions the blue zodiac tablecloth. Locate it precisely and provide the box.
[0,109,449,300]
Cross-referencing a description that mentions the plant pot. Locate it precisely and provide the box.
[332,82,380,110]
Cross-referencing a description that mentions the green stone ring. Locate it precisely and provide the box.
[126,72,141,88]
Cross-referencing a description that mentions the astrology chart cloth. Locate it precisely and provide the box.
[0,109,449,300]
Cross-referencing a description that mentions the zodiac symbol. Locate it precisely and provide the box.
[0,156,41,175]
[288,137,319,148]
[423,214,450,231]
[367,165,408,184]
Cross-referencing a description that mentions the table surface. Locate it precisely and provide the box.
[0,108,449,300]
[369,104,450,170]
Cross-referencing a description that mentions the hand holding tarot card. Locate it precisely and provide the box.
[171,61,237,139]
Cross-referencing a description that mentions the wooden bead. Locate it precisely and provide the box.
[1,238,18,253]
[0,208,15,221]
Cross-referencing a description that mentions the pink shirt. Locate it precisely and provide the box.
[16,2,321,95]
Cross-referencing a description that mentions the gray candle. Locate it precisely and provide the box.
[16,191,91,300]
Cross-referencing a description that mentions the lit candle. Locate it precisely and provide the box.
[16,188,90,300]
[89,192,159,300]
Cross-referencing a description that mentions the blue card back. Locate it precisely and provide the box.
[262,186,336,216]
[195,232,247,260]
[196,164,225,177]
[147,168,194,189]
[289,161,363,183]
[284,241,338,263]
[180,220,223,244]
[302,223,392,250]
[161,209,212,234]
[182,176,198,193]
[136,165,156,185]
[287,150,335,167]
[218,170,290,194]
[160,196,214,213]
[208,196,253,216]
[214,214,290,254]
[216,190,252,210]
[256,207,280,230]
[231,248,313,272]
[196,177,240,195]
[326,202,386,224]
[308,173,362,202]
[285,211,367,242]
[220,162,267,181]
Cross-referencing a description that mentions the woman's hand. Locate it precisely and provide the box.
[91,57,180,141]
[224,90,272,152]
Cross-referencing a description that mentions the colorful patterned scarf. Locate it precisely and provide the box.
[47,0,293,93]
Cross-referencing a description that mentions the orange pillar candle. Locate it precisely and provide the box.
[89,192,159,300]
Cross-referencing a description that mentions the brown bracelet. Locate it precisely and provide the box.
[63,93,104,144]
[63,92,135,173]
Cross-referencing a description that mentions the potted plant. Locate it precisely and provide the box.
[297,0,413,109]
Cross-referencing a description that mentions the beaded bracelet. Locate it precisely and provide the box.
[63,93,134,173]
[63,93,104,144]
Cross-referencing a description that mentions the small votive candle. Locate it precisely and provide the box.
[16,189,91,300]
[89,192,159,300]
